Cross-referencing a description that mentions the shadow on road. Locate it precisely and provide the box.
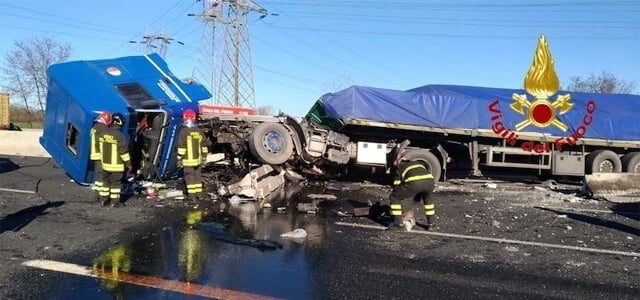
[538,207,640,237]
[0,201,65,234]
[0,158,20,174]
[611,203,640,222]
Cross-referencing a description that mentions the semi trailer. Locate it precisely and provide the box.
[40,54,640,199]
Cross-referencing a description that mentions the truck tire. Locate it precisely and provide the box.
[585,150,622,174]
[621,152,640,173]
[401,149,442,181]
[248,122,294,165]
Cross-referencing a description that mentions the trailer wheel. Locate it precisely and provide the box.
[248,122,294,165]
[586,150,622,174]
[621,152,640,173]
[401,149,442,181]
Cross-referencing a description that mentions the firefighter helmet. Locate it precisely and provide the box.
[182,109,196,122]
[96,111,112,125]
[112,113,125,127]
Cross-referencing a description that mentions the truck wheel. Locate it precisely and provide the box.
[401,149,442,181]
[586,150,622,174]
[621,152,640,173]
[248,122,294,165]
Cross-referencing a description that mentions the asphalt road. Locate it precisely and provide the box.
[1,155,639,299]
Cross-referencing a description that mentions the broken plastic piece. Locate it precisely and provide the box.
[280,228,307,239]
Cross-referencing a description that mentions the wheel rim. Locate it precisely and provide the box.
[598,160,614,173]
[634,163,640,174]
[263,131,284,153]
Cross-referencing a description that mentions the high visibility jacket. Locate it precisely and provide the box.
[90,123,109,161]
[99,127,130,172]
[177,126,208,167]
[393,161,434,186]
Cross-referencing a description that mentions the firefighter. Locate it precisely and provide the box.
[97,113,131,206]
[176,109,208,201]
[388,140,436,231]
[91,111,111,201]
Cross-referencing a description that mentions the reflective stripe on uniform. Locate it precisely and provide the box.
[120,153,130,162]
[405,174,434,183]
[393,180,401,185]
[424,204,435,210]
[110,188,121,194]
[110,194,120,199]
[99,191,110,196]
[425,210,436,216]
[391,210,402,216]
[177,148,186,155]
[90,129,100,160]
[201,147,208,154]
[390,204,402,210]
[401,164,426,181]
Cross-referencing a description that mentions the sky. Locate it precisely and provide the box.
[0,0,638,116]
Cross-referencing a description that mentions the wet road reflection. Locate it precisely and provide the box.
[93,183,332,299]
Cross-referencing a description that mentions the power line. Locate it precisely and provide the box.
[267,26,640,40]
[281,12,640,25]
[254,65,318,85]
[0,12,131,36]
[263,0,639,8]
[102,0,190,57]
[261,1,640,13]
[0,3,128,32]
[261,22,386,81]
[279,14,640,29]
[0,23,124,42]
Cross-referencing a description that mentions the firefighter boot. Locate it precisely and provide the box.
[388,215,409,232]
[425,216,435,231]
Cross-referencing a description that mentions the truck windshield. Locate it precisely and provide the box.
[116,83,153,108]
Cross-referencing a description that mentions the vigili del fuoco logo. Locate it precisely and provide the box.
[488,35,596,153]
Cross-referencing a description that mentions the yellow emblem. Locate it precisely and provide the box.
[511,35,573,131]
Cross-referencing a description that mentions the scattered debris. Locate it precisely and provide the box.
[229,195,253,206]
[284,169,306,182]
[280,228,308,240]
[194,222,283,251]
[541,179,559,190]
[351,207,370,217]
[326,181,362,191]
[504,246,519,252]
[220,165,285,198]
[307,194,338,201]
[483,183,497,189]
[297,202,318,214]
[566,225,573,230]
[335,210,352,217]
[491,220,501,228]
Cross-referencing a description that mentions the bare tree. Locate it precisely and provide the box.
[565,71,636,94]
[255,105,276,116]
[1,37,72,124]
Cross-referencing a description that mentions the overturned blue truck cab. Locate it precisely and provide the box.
[40,54,211,184]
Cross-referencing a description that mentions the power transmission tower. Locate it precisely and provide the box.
[130,32,184,58]
[191,0,270,108]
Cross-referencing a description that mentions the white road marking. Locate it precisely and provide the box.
[0,187,36,194]
[23,259,279,299]
[335,221,640,258]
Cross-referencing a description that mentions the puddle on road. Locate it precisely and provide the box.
[92,183,338,299]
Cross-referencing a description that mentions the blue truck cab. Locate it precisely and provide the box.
[40,54,211,184]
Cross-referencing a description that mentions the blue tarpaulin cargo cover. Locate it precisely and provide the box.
[316,84,640,141]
